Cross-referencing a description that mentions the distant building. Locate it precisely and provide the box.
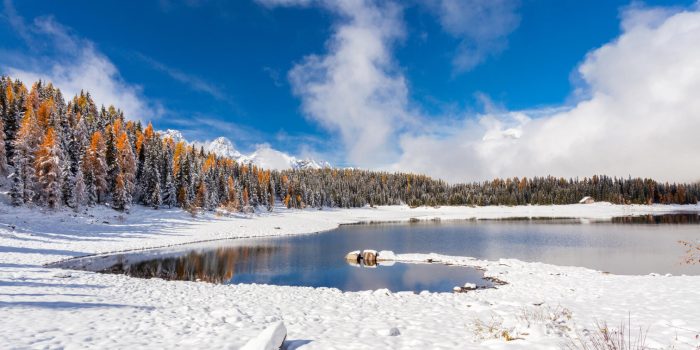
[578,196,595,204]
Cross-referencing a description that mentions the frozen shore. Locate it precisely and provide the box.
[1,202,699,349]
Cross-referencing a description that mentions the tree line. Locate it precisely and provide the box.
[1,76,698,213]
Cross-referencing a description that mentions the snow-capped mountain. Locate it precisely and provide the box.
[204,137,242,159]
[160,129,186,143]
[236,145,331,170]
[159,130,330,170]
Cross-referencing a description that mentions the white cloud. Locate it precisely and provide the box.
[248,144,298,170]
[0,9,161,121]
[267,0,413,167]
[263,1,700,183]
[260,0,524,171]
[135,53,230,103]
[425,0,520,73]
[395,5,700,183]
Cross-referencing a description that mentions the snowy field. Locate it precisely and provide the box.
[1,202,700,349]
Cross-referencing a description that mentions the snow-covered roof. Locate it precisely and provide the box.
[578,196,594,203]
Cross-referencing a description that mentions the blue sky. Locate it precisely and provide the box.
[2,0,699,181]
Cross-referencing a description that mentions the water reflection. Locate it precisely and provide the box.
[54,213,700,290]
[59,242,489,293]
[610,213,700,224]
[104,246,281,284]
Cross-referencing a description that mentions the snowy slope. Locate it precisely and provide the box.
[160,129,186,143]
[1,202,700,349]
[205,136,243,159]
[159,129,329,170]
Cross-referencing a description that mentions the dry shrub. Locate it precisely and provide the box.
[517,305,572,334]
[568,316,649,350]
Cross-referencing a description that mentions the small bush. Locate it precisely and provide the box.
[568,317,649,350]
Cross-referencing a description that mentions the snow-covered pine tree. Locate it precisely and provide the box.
[104,124,118,196]
[112,172,129,211]
[115,130,136,209]
[73,168,87,210]
[195,179,206,209]
[163,170,177,208]
[176,154,190,208]
[35,127,63,209]
[206,178,218,210]
[82,131,108,205]
[11,107,41,205]
[62,161,77,209]
[0,116,9,176]
[3,79,26,163]
[8,165,23,205]
[139,123,161,209]
[267,173,275,211]
[160,140,177,208]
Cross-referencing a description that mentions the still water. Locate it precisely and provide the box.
[55,214,700,292]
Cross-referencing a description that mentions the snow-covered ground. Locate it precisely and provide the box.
[1,202,700,349]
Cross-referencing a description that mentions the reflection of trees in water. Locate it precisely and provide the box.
[611,214,700,224]
[103,246,280,283]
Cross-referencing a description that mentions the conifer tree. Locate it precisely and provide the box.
[35,128,63,208]
[227,176,239,209]
[163,170,177,208]
[195,179,206,209]
[105,125,118,194]
[1,75,699,213]
[73,168,87,210]
[139,123,162,209]
[10,108,41,205]
[114,131,136,210]
[82,131,108,205]
[3,80,25,163]
[8,165,24,206]
[112,172,129,211]
[0,116,9,176]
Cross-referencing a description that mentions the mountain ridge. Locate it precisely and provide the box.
[159,129,330,170]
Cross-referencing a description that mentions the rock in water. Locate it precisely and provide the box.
[241,321,287,350]
[345,250,361,263]
[362,250,377,265]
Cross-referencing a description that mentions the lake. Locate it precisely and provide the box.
[53,214,700,292]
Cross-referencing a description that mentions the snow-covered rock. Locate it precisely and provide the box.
[361,249,377,264]
[345,250,361,262]
[377,327,401,337]
[241,321,287,350]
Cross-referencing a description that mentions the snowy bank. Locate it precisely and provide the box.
[1,202,700,349]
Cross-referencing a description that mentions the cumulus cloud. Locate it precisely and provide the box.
[395,5,700,183]
[258,0,525,170]
[248,144,298,170]
[285,0,412,166]
[263,1,700,183]
[424,0,520,73]
[0,3,161,121]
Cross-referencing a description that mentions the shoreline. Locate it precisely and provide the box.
[39,202,700,269]
[2,202,700,348]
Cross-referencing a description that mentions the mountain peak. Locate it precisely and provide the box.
[205,136,242,159]
[159,129,330,170]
